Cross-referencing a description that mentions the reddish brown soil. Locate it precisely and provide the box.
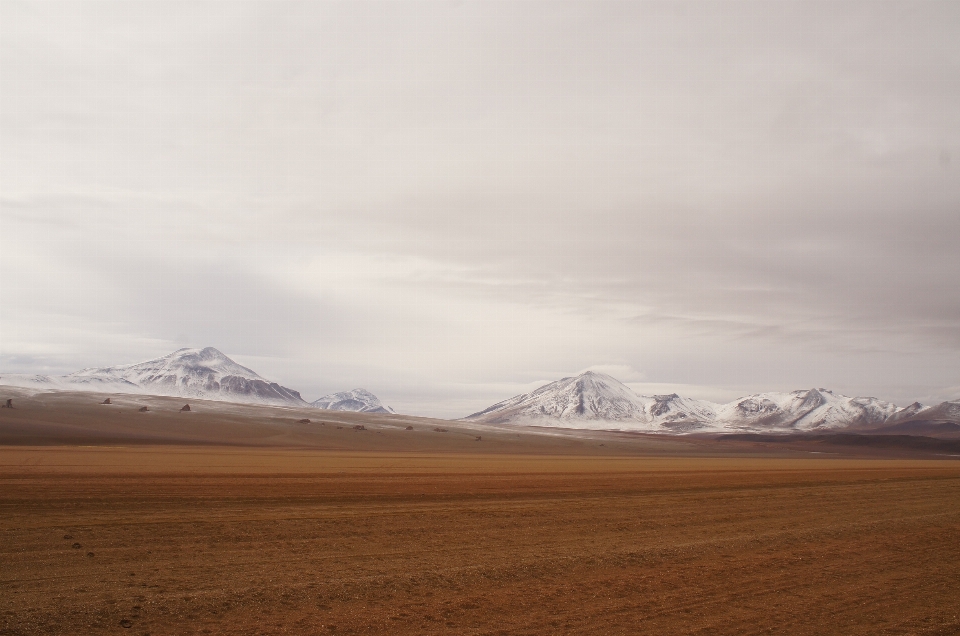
[2,447,960,635]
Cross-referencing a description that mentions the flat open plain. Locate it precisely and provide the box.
[2,391,960,635]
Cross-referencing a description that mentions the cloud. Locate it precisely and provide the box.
[2,1,959,416]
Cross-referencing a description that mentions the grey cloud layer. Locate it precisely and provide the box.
[2,1,959,417]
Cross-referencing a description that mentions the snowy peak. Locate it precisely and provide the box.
[713,389,901,431]
[465,371,656,425]
[0,347,306,406]
[148,346,260,378]
[798,388,826,411]
[904,399,960,422]
[68,347,263,386]
[647,393,718,430]
[312,388,394,414]
[463,369,721,430]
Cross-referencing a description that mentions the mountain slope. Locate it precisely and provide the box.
[0,348,307,406]
[311,389,394,414]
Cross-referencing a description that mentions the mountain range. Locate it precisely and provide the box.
[3,350,957,433]
[0,347,392,412]
[464,371,960,434]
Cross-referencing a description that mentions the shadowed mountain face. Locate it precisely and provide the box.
[311,389,394,414]
[466,371,960,434]
[0,347,306,407]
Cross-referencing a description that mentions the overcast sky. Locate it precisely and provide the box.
[1,1,959,417]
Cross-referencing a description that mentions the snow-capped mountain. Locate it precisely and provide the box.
[713,389,900,431]
[467,371,650,424]
[885,401,932,423]
[0,347,307,406]
[643,393,720,431]
[464,371,718,431]
[311,388,394,414]
[890,399,960,424]
[464,371,944,433]
[870,400,960,435]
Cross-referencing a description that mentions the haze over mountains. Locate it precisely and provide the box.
[2,349,958,434]
[465,371,960,434]
[0,347,306,406]
[0,347,389,412]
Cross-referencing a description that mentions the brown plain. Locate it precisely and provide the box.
[2,390,960,635]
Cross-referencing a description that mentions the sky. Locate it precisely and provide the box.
[1,1,959,418]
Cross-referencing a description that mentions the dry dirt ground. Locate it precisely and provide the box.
[2,390,960,635]
[2,447,960,636]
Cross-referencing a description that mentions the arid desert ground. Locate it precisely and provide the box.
[2,390,960,635]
